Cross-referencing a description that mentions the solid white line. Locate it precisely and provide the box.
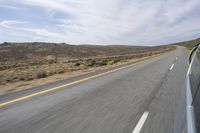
[132,111,149,133]
[170,64,174,70]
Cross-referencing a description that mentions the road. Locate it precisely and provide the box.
[0,47,188,133]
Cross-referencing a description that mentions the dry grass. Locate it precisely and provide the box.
[0,48,175,85]
[16,83,30,88]
[172,38,200,50]
[0,42,176,95]
[0,53,170,95]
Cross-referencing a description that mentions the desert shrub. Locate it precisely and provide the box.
[49,70,56,76]
[87,60,96,67]
[113,59,120,63]
[6,79,11,82]
[26,77,33,81]
[97,60,107,66]
[3,42,9,45]
[106,60,114,65]
[37,71,47,78]
[74,62,80,66]
[19,77,25,81]
[58,69,65,74]
[48,59,57,64]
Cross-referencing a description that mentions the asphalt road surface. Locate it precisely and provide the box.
[0,47,188,133]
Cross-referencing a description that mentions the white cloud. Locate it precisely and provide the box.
[163,0,200,23]
[0,20,66,42]
[0,20,25,28]
[0,4,23,10]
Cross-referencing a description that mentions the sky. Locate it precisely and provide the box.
[0,0,200,45]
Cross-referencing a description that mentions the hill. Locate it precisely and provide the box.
[0,42,169,61]
[171,38,200,50]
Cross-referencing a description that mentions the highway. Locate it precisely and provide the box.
[0,47,188,133]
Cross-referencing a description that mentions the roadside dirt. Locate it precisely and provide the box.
[0,54,163,95]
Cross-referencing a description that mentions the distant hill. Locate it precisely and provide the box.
[171,38,200,50]
[0,42,169,61]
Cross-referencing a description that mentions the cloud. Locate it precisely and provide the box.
[0,0,200,45]
[0,20,24,27]
[0,20,66,42]
[0,4,23,10]
[163,0,199,23]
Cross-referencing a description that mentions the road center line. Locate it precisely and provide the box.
[132,111,149,133]
[0,57,153,107]
[170,64,174,70]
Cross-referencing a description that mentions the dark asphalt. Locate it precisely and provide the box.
[0,47,188,133]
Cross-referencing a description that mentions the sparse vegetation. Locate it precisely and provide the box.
[107,60,114,65]
[0,42,176,85]
[172,38,200,50]
[37,71,48,78]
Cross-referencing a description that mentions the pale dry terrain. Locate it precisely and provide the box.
[0,56,157,95]
[0,42,176,94]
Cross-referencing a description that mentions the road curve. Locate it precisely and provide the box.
[0,47,188,133]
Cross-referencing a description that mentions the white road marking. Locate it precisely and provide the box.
[170,64,174,70]
[176,57,178,60]
[132,111,149,133]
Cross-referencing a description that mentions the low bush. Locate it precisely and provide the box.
[37,71,47,78]
[74,62,80,66]
[106,60,114,65]
[87,60,96,67]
